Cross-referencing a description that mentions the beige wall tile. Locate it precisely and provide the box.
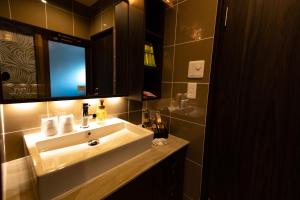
[4,131,24,162]
[0,0,10,19]
[171,83,208,124]
[176,0,217,43]
[47,4,73,35]
[48,100,83,121]
[74,15,90,40]
[10,0,46,28]
[90,13,102,36]
[170,118,205,164]
[3,102,47,133]
[164,6,177,46]
[101,7,114,30]
[128,111,142,125]
[129,100,142,112]
[162,47,174,82]
[174,39,213,83]
[183,159,202,199]
[105,97,128,115]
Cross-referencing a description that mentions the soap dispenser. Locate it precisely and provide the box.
[96,99,107,123]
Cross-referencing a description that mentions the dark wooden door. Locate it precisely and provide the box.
[203,0,300,199]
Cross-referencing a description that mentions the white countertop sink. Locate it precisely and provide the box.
[23,118,153,200]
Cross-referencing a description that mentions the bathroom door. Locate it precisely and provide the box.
[202,0,300,199]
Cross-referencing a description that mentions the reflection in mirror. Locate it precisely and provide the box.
[48,41,86,97]
[0,30,38,100]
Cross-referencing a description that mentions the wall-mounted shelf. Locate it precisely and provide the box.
[142,0,165,100]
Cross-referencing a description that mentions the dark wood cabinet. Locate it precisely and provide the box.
[128,0,166,101]
[142,0,165,100]
[106,147,187,200]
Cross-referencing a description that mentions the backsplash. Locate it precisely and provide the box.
[143,0,218,199]
[0,98,143,162]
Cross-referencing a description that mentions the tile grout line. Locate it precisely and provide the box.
[7,0,12,20]
[161,113,205,126]
[4,126,41,135]
[1,104,7,162]
[46,101,49,117]
[170,115,206,126]
[44,2,48,29]
[127,100,130,120]
[169,2,179,131]
[163,36,214,48]
[200,3,219,168]
[183,193,194,200]
[162,81,209,85]
[177,0,189,6]
[72,1,75,36]
[186,157,202,167]
[175,37,214,46]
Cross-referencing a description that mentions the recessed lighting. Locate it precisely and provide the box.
[41,0,47,4]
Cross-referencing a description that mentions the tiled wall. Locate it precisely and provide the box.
[0,98,142,162]
[143,0,218,199]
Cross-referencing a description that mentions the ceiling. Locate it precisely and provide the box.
[75,0,99,7]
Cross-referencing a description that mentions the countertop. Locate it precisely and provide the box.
[3,135,189,200]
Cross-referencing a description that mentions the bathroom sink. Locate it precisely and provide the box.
[23,118,153,200]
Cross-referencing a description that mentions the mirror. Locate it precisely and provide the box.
[0,0,129,103]
[48,41,87,97]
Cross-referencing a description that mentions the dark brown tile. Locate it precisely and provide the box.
[74,14,90,40]
[101,7,114,30]
[176,0,217,43]
[90,13,102,36]
[147,83,172,115]
[0,0,10,19]
[3,102,47,133]
[171,83,208,124]
[183,159,202,200]
[128,111,142,125]
[10,0,46,28]
[142,101,148,110]
[129,100,143,112]
[47,4,73,35]
[170,118,205,164]
[4,131,25,162]
[162,46,174,82]
[174,39,213,83]
[164,6,177,46]
[47,0,72,13]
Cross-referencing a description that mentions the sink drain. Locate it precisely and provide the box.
[88,139,99,146]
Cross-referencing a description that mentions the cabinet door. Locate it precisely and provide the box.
[105,168,155,200]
